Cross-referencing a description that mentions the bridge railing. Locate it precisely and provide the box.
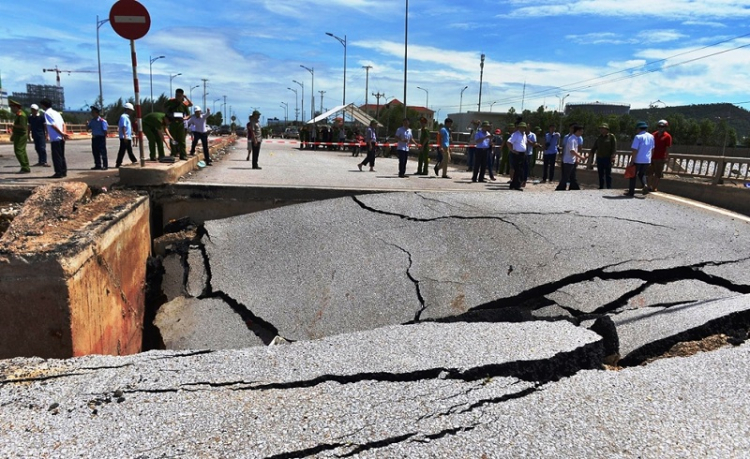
[607,150,750,185]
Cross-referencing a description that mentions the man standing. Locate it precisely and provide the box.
[358,119,378,172]
[40,98,69,178]
[163,88,192,160]
[506,122,528,191]
[466,119,480,171]
[436,118,453,179]
[189,106,212,165]
[142,112,172,161]
[589,123,617,189]
[626,121,654,197]
[87,106,109,170]
[522,124,539,187]
[542,124,560,183]
[555,125,586,191]
[648,119,672,192]
[394,118,417,178]
[415,117,431,175]
[115,103,138,167]
[9,99,30,174]
[27,103,48,167]
[247,110,262,169]
[471,121,492,182]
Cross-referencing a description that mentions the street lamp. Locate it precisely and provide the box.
[287,87,298,123]
[189,84,200,111]
[557,93,570,134]
[459,85,468,113]
[490,101,497,112]
[96,15,110,109]
[416,86,429,109]
[292,80,305,123]
[213,97,221,115]
[169,73,181,96]
[300,65,314,120]
[478,54,485,111]
[148,55,165,113]
[325,32,347,106]
[280,102,288,126]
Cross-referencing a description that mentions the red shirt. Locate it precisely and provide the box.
[652,130,672,160]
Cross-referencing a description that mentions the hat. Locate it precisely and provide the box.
[8,99,21,107]
[90,106,100,112]
[636,121,648,129]
[516,122,527,128]
[123,102,134,110]
[252,110,261,117]
[481,120,490,127]
[599,123,609,129]
[657,119,668,127]
[370,120,378,125]
[494,128,502,134]
[194,106,202,112]
[30,103,39,110]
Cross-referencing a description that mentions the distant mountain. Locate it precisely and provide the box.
[630,103,750,139]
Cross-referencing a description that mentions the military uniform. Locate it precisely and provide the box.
[163,98,190,159]
[10,102,30,173]
[417,124,430,175]
[142,112,169,160]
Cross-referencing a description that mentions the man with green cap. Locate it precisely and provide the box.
[9,99,30,174]
[589,123,617,189]
[247,110,262,169]
[415,116,431,175]
[142,112,173,161]
[163,88,192,160]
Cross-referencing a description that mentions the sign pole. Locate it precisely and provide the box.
[130,39,145,167]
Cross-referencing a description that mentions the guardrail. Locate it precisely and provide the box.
[607,150,749,185]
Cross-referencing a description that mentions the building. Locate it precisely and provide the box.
[565,102,630,116]
[359,98,434,121]
[11,84,65,111]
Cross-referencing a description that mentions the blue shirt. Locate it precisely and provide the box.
[526,132,536,155]
[28,114,47,138]
[118,113,132,139]
[395,126,413,151]
[439,127,450,149]
[474,129,491,149]
[563,135,580,164]
[544,132,560,154]
[88,116,109,136]
[631,131,655,163]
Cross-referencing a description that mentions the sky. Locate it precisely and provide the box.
[2,0,750,125]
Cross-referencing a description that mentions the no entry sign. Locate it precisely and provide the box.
[109,0,151,41]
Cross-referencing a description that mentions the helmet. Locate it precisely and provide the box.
[657,119,668,127]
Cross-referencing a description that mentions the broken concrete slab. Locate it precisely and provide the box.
[611,293,750,365]
[186,246,208,297]
[154,297,265,350]
[160,252,185,301]
[545,277,646,314]
[623,279,738,310]
[0,322,746,458]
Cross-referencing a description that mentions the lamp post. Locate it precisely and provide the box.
[292,79,304,123]
[325,32,347,106]
[403,0,409,119]
[213,97,221,115]
[318,91,326,113]
[490,101,497,112]
[478,53,485,111]
[189,84,200,112]
[287,88,298,123]
[280,102,288,126]
[459,85,468,113]
[169,73,181,96]
[557,93,570,134]
[148,55,165,113]
[300,65,314,120]
[96,15,110,110]
[416,86,428,109]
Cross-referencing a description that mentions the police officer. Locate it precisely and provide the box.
[163,88,192,160]
[9,99,30,173]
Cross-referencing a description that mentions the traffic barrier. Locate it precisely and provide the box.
[261,139,444,148]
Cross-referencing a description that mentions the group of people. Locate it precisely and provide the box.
[353,116,672,194]
[9,98,69,178]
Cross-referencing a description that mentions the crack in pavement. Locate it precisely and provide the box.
[375,238,427,322]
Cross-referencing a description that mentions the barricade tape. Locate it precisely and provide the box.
[259,139,446,148]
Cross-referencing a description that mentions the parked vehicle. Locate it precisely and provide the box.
[216,125,231,136]
[283,127,299,139]
[234,126,247,137]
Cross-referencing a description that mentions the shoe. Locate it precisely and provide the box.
[179,157,187,161]
[554,187,566,191]
[50,174,66,178]
[17,169,31,174]
[91,166,103,170]
[652,187,658,192]
[32,163,44,167]
[42,163,51,167]
[370,168,375,172]
[102,167,109,171]
[132,161,138,165]
[206,162,213,166]
[252,166,262,170]
[358,164,363,171]
[472,179,477,182]
[442,175,451,179]
[434,165,439,176]
[246,154,250,161]
[478,179,486,183]
[624,191,635,197]
[490,177,497,181]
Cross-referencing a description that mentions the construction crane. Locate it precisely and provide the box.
[42,65,96,87]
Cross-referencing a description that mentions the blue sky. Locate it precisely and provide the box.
[2,0,750,124]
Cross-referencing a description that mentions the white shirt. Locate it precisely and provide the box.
[395,126,412,151]
[44,108,65,142]
[188,114,209,133]
[508,130,527,153]
[563,135,579,164]
[631,131,655,163]
[526,132,536,155]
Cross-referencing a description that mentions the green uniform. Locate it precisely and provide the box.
[142,112,168,160]
[417,127,430,175]
[163,98,190,159]
[498,130,512,175]
[11,110,30,172]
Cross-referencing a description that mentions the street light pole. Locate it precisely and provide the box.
[189,84,199,112]
[557,93,570,134]
[292,80,304,123]
[287,87,298,123]
[213,98,221,115]
[148,55,165,113]
[96,15,110,109]
[416,86,428,109]
[362,65,372,109]
[169,73,181,96]
[478,53,485,111]
[300,65,314,120]
[403,0,409,119]
[459,85,468,113]
[280,102,288,126]
[325,32,347,106]
[318,91,326,113]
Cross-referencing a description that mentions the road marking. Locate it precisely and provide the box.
[654,192,750,223]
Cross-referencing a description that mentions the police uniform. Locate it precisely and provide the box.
[10,100,30,173]
[163,98,190,159]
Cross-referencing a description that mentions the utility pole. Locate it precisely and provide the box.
[319,90,326,113]
[372,91,385,118]
[363,65,372,110]
[478,53,485,111]
[201,79,208,113]
[223,95,227,124]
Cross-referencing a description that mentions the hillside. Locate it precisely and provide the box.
[630,103,750,138]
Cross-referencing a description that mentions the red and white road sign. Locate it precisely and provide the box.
[109,0,151,41]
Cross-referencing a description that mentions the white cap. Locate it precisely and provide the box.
[194,106,202,112]
[30,104,39,110]
[123,102,134,110]
[657,119,668,127]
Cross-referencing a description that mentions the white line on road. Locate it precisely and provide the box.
[654,192,750,223]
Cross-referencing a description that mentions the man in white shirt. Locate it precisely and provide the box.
[39,98,69,178]
[506,122,527,191]
[394,118,418,178]
[188,106,212,165]
[115,103,138,167]
[626,121,655,196]
[555,125,587,191]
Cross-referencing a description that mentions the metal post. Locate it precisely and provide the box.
[129,39,145,167]
[363,65,372,109]
[403,0,408,119]
[148,55,165,113]
[96,16,110,109]
[201,78,208,114]
[478,53,485,111]
[287,88,298,123]
[301,66,314,119]
[326,33,347,106]
[460,85,468,113]
[293,80,304,123]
